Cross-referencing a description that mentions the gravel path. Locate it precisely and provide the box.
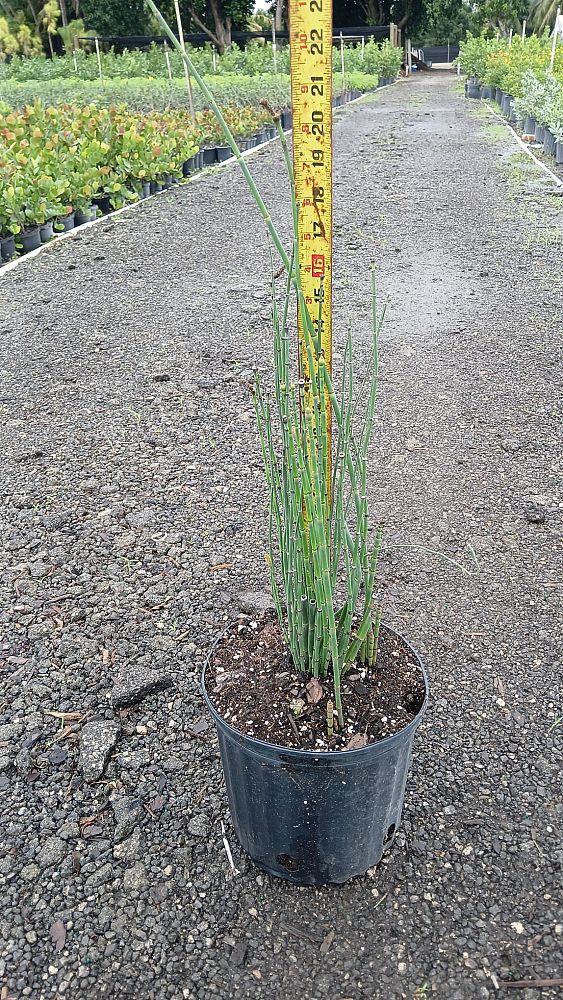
[1,72,561,1000]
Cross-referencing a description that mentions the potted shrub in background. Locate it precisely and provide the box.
[376,39,402,86]
[457,33,491,98]
[147,0,429,886]
[0,176,23,261]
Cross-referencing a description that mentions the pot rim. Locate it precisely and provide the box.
[201,620,429,762]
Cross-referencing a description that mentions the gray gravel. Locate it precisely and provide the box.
[1,72,562,999]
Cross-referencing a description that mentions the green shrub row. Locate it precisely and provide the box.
[457,33,563,140]
[0,39,400,83]
[0,71,380,112]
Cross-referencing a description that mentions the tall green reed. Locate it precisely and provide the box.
[146,0,385,727]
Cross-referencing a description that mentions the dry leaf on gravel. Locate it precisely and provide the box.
[319,929,335,955]
[50,919,66,951]
[44,711,85,721]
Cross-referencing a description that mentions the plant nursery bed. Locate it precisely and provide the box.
[1,71,561,998]
[207,613,426,751]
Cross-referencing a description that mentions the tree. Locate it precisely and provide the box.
[40,0,60,55]
[529,0,560,31]
[475,0,528,35]
[157,0,253,53]
[58,14,87,49]
[418,0,477,42]
[79,0,150,36]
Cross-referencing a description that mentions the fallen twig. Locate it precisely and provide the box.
[499,979,563,990]
[220,821,240,875]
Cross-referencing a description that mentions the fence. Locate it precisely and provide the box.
[83,25,392,52]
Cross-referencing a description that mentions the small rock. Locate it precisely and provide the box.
[524,504,546,525]
[112,795,144,842]
[85,862,114,889]
[40,836,67,868]
[230,941,248,967]
[15,748,30,776]
[500,436,522,453]
[48,746,68,766]
[0,722,23,742]
[112,664,173,709]
[113,828,144,861]
[21,863,40,881]
[42,512,69,530]
[405,436,422,452]
[125,508,155,529]
[58,820,80,840]
[123,861,147,891]
[187,814,210,838]
[236,590,275,614]
[80,720,121,782]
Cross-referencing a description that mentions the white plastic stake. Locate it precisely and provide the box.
[447,39,450,62]
[164,41,173,81]
[72,50,78,74]
[272,22,277,74]
[340,31,345,87]
[173,0,195,123]
[212,46,217,72]
[509,28,513,46]
[94,37,104,86]
[361,36,364,62]
[522,18,527,40]
[550,7,561,71]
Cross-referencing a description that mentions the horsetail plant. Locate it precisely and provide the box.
[146,0,387,728]
[253,264,385,729]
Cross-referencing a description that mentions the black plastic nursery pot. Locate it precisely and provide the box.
[56,211,75,233]
[1,234,16,262]
[202,147,217,166]
[202,626,428,886]
[40,221,54,243]
[556,141,563,165]
[535,123,545,143]
[182,156,195,177]
[74,206,94,226]
[466,81,481,99]
[543,129,556,156]
[20,226,41,252]
[495,87,502,104]
[481,85,494,99]
[523,116,536,136]
[281,109,292,130]
[216,146,233,162]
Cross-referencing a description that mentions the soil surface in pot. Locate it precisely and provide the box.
[207,613,425,751]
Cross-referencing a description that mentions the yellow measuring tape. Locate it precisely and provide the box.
[289,0,333,467]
